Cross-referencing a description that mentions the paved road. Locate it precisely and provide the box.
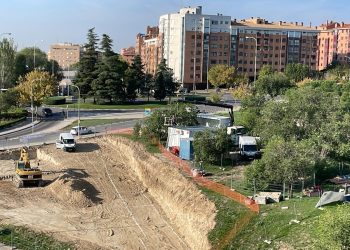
[0,119,139,150]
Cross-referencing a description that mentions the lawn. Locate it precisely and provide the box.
[199,187,250,250]
[62,118,138,130]
[229,197,333,250]
[115,133,161,154]
[51,101,168,110]
[0,225,74,250]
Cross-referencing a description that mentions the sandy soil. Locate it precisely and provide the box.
[0,137,216,250]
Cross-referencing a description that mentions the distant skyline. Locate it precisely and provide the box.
[0,0,349,53]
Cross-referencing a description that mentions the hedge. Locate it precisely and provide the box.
[0,110,27,119]
[184,95,206,101]
[0,117,26,130]
[43,96,66,105]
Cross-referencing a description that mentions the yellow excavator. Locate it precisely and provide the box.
[14,147,43,188]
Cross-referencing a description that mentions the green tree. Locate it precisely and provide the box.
[0,88,19,113]
[316,205,350,249]
[208,64,236,88]
[140,73,154,102]
[14,53,28,81]
[245,137,316,197]
[285,63,310,82]
[193,128,230,164]
[74,28,99,102]
[258,65,273,78]
[254,72,294,97]
[153,59,177,101]
[142,103,198,140]
[124,55,145,101]
[16,70,56,106]
[92,34,128,103]
[0,38,16,89]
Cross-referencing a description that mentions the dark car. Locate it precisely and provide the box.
[42,108,53,117]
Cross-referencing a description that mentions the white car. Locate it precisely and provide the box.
[70,126,92,135]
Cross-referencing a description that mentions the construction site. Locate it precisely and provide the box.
[0,136,218,250]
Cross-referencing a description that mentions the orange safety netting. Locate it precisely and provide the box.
[159,145,259,213]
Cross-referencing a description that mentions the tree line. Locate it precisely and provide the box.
[74,28,178,103]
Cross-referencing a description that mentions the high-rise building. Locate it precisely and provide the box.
[157,7,320,89]
[231,18,319,77]
[317,21,350,70]
[48,43,81,70]
[120,46,136,65]
[159,6,231,89]
[136,26,162,75]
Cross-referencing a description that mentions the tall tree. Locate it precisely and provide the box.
[254,72,294,97]
[92,34,128,103]
[0,38,16,89]
[285,63,310,82]
[74,28,99,102]
[0,89,19,113]
[208,64,236,88]
[123,55,145,101]
[153,59,177,101]
[16,70,56,106]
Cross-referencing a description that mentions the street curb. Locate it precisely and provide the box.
[0,120,42,137]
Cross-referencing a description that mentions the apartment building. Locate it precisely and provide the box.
[232,18,319,76]
[48,43,81,70]
[135,26,162,75]
[120,46,136,65]
[317,21,350,70]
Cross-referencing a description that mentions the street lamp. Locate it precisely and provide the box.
[0,33,11,89]
[70,85,81,136]
[246,36,258,82]
[33,40,44,69]
[345,56,350,81]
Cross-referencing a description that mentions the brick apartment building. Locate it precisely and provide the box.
[120,46,136,65]
[317,21,350,70]
[135,26,162,75]
[48,43,82,70]
[132,7,349,89]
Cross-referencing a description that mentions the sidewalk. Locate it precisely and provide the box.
[0,120,41,137]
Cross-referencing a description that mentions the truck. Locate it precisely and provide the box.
[238,136,261,160]
[227,125,246,146]
[56,133,76,152]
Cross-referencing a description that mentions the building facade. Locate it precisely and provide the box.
[48,43,81,70]
[120,46,136,65]
[317,21,350,70]
[135,26,162,75]
[134,7,350,89]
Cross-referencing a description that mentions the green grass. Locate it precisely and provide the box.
[116,134,161,154]
[229,197,333,250]
[51,101,168,110]
[233,111,242,125]
[0,117,26,130]
[62,118,138,130]
[199,187,249,249]
[0,225,74,250]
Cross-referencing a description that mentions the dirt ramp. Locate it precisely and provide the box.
[103,136,216,250]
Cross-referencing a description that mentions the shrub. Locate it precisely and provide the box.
[43,96,66,105]
[184,95,206,101]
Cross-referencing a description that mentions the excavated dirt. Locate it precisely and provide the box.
[0,136,216,250]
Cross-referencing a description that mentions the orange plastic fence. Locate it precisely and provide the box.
[159,145,259,213]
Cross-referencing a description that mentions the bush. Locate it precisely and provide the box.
[184,95,206,101]
[43,96,66,105]
[0,109,27,119]
[210,93,222,103]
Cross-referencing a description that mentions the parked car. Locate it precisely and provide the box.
[42,108,53,117]
[70,126,93,135]
[56,133,76,152]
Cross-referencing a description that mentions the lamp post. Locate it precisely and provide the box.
[33,40,44,70]
[246,36,258,82]
[0,33,11,89]
[345,56,350,81]
[70,85,80,136]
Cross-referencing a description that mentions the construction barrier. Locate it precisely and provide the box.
[159,145,259,213]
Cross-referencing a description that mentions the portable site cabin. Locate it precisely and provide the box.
[197,113,232,128]
[167,126,216,160]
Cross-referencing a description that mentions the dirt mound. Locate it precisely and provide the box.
[47,175,93,208]
[0,147,37,160]
[102,136,216,250]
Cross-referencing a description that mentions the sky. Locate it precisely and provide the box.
[0,0,349,53]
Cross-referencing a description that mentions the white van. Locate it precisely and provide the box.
[238,136,261,160]
[56,133,76,152]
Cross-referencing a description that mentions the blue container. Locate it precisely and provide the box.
[180,138,194,160]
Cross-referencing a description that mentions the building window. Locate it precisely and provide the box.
[211,60,217,64]
[196,66,200,70]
